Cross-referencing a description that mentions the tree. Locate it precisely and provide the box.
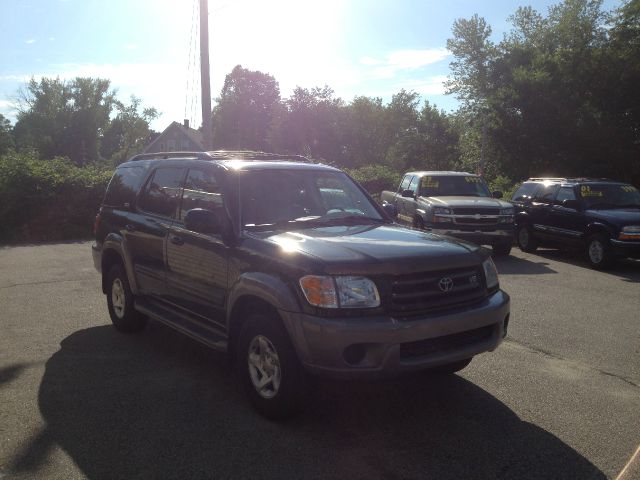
[0,114,14,155]
[212,65,281,150]
[101,96,159,165]
[13,77,116,165]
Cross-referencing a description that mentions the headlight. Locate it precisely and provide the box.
[433,207,452,215]
[620,225,640,240]
[482,258,499,289]
[299,275,380,308]
[500,208,514,215]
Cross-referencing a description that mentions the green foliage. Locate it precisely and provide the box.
[0,114,14,155]
[0,150,112,243]
[345,164,402,196]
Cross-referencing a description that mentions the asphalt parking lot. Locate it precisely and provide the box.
[0,242,638,480]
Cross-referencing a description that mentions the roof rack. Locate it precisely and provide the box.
[527,177,566,182]
[527,177,615,183]
[129,150,311,163]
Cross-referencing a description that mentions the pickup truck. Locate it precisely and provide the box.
[93,153,510,419]
[381,171,515,255]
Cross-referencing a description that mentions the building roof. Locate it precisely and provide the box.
[143,121,204,153]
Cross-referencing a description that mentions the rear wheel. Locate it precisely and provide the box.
[238,312,308,420]
[586,234,614,269]
[429,357,473,374]
[517,225,538,252]
[106,264,147,333]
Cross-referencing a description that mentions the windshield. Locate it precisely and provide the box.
[419,175,491,197]
[239,169,383,229]
[580,184,640,209]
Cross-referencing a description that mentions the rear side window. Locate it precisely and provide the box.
[137,167,185,218]
[103,166,146,207]
[511,182,539,202]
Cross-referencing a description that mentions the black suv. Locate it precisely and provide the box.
[92,151,510,418]
[512,178,640,268]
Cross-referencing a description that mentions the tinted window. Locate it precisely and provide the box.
[399,175,412,191]
[419,175,491,197]
[179,168,224,221]
[579,183,640,209]
[137,167,184,218]
[533,184,559,204]
[408,176,420,194]
[555,186,576,205]
[511,182,539,202]
[103,166,146,207]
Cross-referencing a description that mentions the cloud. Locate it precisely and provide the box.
[25,39,37,44]
[361,48,450,79]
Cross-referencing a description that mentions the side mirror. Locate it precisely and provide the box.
[184,208,221,234]
[561,199,579,210]
[401,189,415,198]
[492,191,503,199]
[382,201,398,218]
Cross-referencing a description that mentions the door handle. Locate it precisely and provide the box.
[125,224,136,232]
[170,235,184,246]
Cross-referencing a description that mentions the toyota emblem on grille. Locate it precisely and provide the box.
[438,276,454,292]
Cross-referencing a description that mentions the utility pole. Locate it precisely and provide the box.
[200,0,213,150]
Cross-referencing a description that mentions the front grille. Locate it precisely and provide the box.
[454,217,497,225]
[390,266,486,316]
[400,325,495,360]
[453,208,499,215]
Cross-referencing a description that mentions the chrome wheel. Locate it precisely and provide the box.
[248,335,281,399]
[588,239,604,264]
[518,227,529,247]
[111,278,125,319]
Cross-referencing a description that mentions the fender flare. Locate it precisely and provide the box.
[101,233,139,295]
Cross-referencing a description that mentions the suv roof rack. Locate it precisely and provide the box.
[129,150,311,163]
[526,177,615,183]
[526,177,566,182]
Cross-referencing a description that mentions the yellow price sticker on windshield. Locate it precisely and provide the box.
[421,177,439,188]
[580,185,603,197]
[465,176,482,183]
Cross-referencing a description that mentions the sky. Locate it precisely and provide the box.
[0,0,623,131]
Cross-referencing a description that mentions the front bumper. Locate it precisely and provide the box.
[610,239,640,258]
[282,290,510,378]
[426,226,515,246]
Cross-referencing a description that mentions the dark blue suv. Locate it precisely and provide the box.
[511,178,640,268]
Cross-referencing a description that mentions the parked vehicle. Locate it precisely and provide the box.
[93,151,510,419]
[512,177,640,268]
[380,171,515,255]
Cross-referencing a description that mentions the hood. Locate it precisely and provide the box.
[423,196,512,209]
[586,208,640,226]
[253,223,485,275]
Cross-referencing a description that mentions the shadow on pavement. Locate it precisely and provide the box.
[531,248,640,283]
[10,323,605,480]
[492,254,557,275]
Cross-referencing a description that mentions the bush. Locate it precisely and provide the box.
[345,164,402,197]
[488,174,519,201]
[0,150,112,243]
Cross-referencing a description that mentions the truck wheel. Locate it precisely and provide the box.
[106,264,147,333]
[413,216,424,230]
[586,234,614,269]
[429,357,473,374]
[238,312,308,420]
[492,242,512,256]
[517,225,538,252]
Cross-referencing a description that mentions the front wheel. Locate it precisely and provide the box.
[238,312,308,420]
[586,234,614,269]
[517,225,538,252]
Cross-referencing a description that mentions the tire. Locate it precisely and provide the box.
[413,216,425,230]
[517,225,538,253]
[429,357,473,374]
[106,264,147,333]
[492,242,512,256]
[586,234,614,269]
[238,312,308,420]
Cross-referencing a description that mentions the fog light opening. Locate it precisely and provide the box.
[343,344,367,365]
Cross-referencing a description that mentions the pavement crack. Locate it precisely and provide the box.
[0,278,92,290]
[505,338,639,389]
